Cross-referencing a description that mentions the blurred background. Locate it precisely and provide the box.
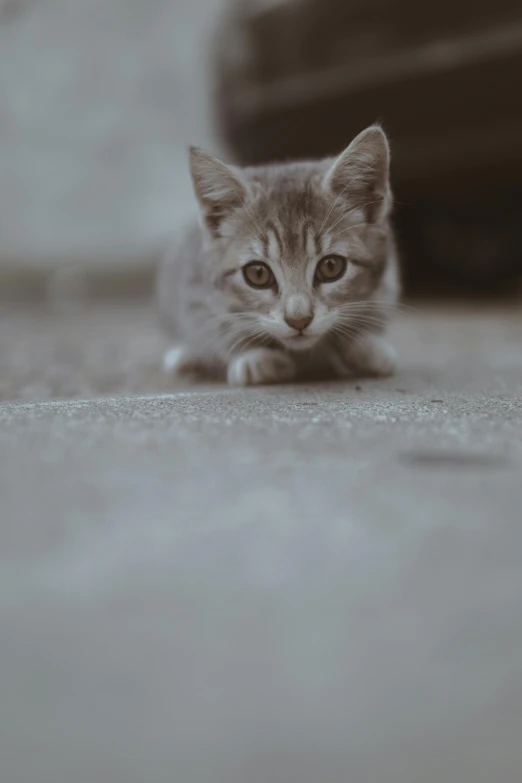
[1,0,522,299]
[215,0,522,296]
[1,0,522,399]
[0,0,224,297]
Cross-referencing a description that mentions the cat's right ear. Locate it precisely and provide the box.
[188,147,247,238]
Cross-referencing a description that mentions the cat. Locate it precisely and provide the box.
[157,125,400,386]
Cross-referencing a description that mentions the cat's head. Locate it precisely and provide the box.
[189,125,392,352]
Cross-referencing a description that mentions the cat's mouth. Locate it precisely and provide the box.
[283,332,320,351]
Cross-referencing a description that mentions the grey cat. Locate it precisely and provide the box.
[157,125,400,386]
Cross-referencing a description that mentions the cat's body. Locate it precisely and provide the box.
[158,126,400,385]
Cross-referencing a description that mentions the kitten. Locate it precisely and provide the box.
[157,125,400,386]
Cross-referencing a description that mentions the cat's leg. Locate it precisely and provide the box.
[334,333,397,378]
[163,346,223,379]
[227,348,296,386]
[163,346,202,376]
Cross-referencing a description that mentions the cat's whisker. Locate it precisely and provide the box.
[242,203,265,240]
[337,299,412,314]
[321,199,353,233]
[330,322,360,341]
[319,161,377,234]
[231,188,267,240]
[325,209,368,236]
[363,298,415,311]
[225,325,271,358]
[339,315,388,327]
[323,198,388,237]
[339,320,387,333]
[339,309,392,323]
[336,313,389,326]
[204,311,255,325]
[337,306,391,319]
[328,222,368,241]
[188,315,262,359]
[333,320,361,334]
[318,174,362,235]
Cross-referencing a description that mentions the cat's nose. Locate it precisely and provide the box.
[285,315,313,332]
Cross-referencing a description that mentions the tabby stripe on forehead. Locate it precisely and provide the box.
[265,220,284,259]
[301,221,311,256]
[260,232,270,260]
[304,225,317,260]
[314,231,323,258]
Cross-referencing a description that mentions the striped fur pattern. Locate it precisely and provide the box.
[157,126,400,385]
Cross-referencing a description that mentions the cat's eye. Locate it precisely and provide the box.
[315,255,347,283]
[243,261,276,289]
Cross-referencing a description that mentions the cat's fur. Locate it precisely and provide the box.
[157,125,400,386]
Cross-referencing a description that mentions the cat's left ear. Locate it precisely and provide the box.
[323,125,391,223]
[189,147,248,238]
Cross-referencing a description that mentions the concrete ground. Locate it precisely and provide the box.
[1,303,522,782]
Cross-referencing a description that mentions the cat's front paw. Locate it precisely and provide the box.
[227,349,296,387]
[337,334,397,378]
[163,346,200,376]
